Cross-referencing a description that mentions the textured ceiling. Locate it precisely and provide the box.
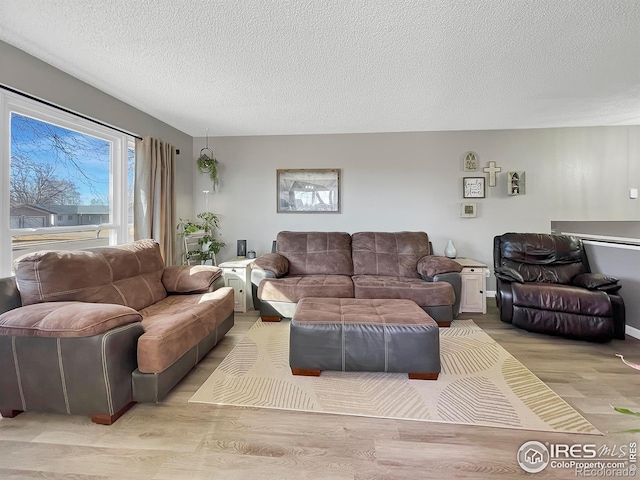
[1,1,639,137]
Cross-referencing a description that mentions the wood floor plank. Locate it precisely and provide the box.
[1,308,639,479]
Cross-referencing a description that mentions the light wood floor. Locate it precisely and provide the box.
[1,304,639,479]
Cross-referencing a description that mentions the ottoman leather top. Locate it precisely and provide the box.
[293,297,437,327]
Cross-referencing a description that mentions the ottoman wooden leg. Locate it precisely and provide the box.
[408,372,439,380]
[261,316,282,322]
[291,368,321,377]
[1,409,24,418]
[437,321,451,328]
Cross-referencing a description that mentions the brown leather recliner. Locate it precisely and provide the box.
[494,233,625,341]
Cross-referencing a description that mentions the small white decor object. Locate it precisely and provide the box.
[445,240,458,259]
[463,151,479,172]
[508,171,525,195]
[483,161,502,187]
[461,202,477,218]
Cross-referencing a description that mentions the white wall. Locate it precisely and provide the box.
[194,127,640,289]
[0,41,194,222]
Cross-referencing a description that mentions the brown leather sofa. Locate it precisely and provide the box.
[251,231,463,325]
[0,239,234,424]
[494,233,625,341]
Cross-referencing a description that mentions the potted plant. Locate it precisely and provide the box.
[177,212,226,265]
[197,151,220,191]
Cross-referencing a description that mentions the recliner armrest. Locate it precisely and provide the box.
[253,253,289,277]
[495,266,525,283]
[573,273,621,294]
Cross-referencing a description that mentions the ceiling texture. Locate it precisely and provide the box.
[1,1,639,137]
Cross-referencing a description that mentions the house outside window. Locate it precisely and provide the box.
[0,90,135,276]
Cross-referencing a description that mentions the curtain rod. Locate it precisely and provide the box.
[1,84,143,140]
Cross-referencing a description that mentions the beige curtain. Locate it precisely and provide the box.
[134,136,176,265]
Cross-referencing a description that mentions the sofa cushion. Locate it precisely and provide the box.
[258,275,354,303]
[136,287,234,373]
[352,275,455,307]
[276,231,353,276]
[14,239,167,311]
[352,232,430,277]
[0,301,142,338]
[162,265,222,293]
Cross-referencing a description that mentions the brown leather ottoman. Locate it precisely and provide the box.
[289,298,440,380]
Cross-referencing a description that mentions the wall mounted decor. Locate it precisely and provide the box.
[463,177,485,198]
[483,161,501,187]
[461,202,477,218]
[508,171,525,195]
[277,169,340,213]
[462,151,479,172]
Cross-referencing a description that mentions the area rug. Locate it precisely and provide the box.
[190,319,600,435]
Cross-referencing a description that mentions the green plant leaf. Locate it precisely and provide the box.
[613,406,640,417]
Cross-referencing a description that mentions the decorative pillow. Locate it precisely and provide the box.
[495,266,525,283]
[162,265,222,293]
[417,255,463,278]
[253,253,290,277]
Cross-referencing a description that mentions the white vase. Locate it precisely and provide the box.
[445,240,458,259]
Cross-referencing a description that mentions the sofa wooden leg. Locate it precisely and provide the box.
[437,321,451,328]
[291,368,321,377]
[90,402,135,425]
[261,316,282,322]
[408,372,439,380]
[1,409,24,418]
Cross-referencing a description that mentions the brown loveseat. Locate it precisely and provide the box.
[251,231,463,325]
[0,239,234,424]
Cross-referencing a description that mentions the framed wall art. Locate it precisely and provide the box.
[277,169,340,213]
[462,151,479,172]
[463,177,486,198]
[461,202,477,218]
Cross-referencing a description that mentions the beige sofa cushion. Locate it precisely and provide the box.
[352,232,431,277]
[258,275,354,303]
[276,231,353,276]
[0,301,141,338]
[136,287,234,373]
[14,239,167,311]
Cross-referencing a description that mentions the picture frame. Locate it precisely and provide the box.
[277,169,340,213]
[463,177,486,198]
[462,151,479,172]
[461,202,477,218]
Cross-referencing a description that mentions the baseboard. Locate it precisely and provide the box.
[486,290,496,298]
[626,324,640,340]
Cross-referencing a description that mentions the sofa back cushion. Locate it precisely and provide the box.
[352,232,430,277]
[14,239,167,310]
[494,233,588,284]
[276,231,353,276]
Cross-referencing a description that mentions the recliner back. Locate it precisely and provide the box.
[494,233,589,284]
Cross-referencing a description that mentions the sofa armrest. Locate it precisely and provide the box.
[417,255,462,279]
[495,266,525,283]
[252,253,289,277]
[573,272,621,293]
[0,276,21,315]
[162,265,223,294]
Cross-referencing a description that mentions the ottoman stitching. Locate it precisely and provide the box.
[341,310,346,371]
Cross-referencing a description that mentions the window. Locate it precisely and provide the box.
[0,90,135,276]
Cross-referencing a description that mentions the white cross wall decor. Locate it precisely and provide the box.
[483,161,502,187]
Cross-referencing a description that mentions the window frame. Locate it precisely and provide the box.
[0,89,134,276]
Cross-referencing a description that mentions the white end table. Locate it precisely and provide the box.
[453,258,488,314]
[218,258,255,313]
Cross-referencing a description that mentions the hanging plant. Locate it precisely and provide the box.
[197,150,220,190]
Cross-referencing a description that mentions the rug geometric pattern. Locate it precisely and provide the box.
[190,319,600,435]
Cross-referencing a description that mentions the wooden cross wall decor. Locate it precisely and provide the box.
[483,161,501,187]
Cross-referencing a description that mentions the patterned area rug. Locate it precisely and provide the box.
[190,319,600,434]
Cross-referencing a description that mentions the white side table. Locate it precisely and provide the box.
[218,258,255,313]
[453,258,488,314]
